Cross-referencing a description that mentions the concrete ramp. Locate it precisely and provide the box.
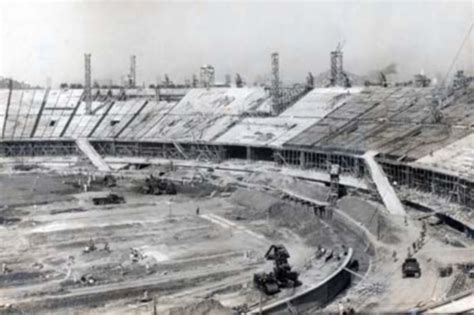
[364,151,405,215]
[76,138,111,172]
[173,141,188,159]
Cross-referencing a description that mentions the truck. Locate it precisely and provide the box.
[92,193,125,206]
[402,258,421,278]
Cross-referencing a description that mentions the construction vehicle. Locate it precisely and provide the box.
[254,245,301,295]
[265,245,301,287]
[253,272,280,295]
[438,265,453,277]
[92,193,125,206]
[348,259,360,272]
[103,175,117,187]
[141,175,177,195]
[402,257,421,278]
[83,239,97,253]
[80,274,96,285]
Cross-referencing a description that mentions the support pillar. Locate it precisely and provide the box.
[300,151,306,169]
[218,145,225,162]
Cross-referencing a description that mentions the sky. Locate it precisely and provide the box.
[0,0,472,87]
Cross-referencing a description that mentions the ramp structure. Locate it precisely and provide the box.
[76,138,110,172]
[364,150,405,215]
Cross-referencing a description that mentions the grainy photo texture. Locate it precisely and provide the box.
[0,1,473,314]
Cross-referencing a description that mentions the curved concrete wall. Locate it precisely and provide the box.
[249,249,353,314]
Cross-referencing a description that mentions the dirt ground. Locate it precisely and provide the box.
[0,169,343,314]
[323,195,474,313]
[2,160,471,314]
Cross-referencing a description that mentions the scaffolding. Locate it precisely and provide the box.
[0,139,472,210]
[0,140,79,156]
[84,53,92,115]
[271,52,281,115]
[326,164,341,219]
[129,55,137,88]
[330,50,343,86]
[329,42,351,87]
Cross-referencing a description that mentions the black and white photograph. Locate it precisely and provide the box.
[0,0,473,314]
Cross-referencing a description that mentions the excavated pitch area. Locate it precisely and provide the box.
[0,171,345,314]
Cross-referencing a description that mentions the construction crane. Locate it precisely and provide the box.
[335,40,345,53]
[330,41,347,87]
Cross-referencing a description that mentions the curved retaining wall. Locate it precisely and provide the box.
[226,179,368,313]
[249,249,353,314]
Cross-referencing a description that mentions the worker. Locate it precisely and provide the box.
[119,263,125,276]
[338,301,344,315]
[342,244,348,255]
[141,290,151,302]
[196,206,200,215]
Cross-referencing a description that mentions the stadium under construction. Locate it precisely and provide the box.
[0,44,473,314]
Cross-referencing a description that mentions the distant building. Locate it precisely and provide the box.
[200,65,215,88]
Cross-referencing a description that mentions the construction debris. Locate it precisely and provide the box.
[141,175,177,195]
[438,265,453,277]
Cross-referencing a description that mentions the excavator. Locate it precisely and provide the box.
[254,245,302,295]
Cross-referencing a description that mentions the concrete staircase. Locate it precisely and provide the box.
[364,150,405,215]
[76,138,111,172]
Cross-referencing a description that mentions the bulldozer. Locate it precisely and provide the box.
[254,245,302,295]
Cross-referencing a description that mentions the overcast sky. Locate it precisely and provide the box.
[0,0,472,87]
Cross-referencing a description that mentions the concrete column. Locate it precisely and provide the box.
[246,146,252,161]
[218,145,225,162]
[299,151,306,169]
